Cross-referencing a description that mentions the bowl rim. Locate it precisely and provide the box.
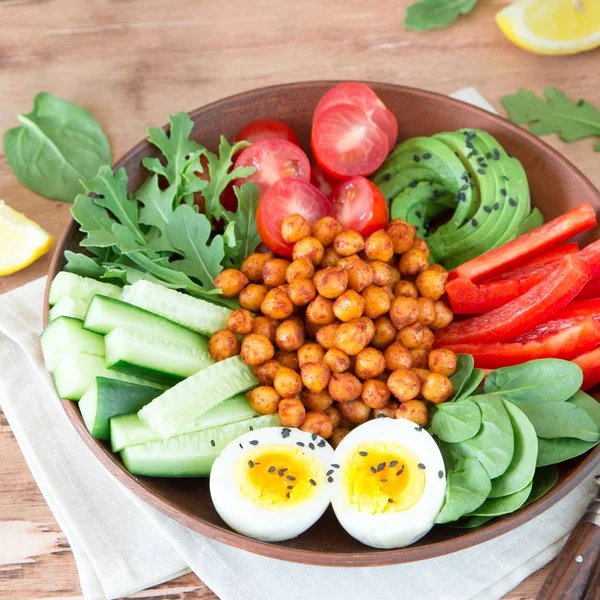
[44,80,600,567]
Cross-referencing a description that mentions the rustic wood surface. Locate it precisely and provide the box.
[1,0,599,598]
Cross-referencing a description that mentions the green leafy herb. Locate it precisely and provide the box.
[404,0,478,32]
[537,437,597,467]
[468,479,533,518]
[501,88,600,152]
[3,92,112,203]
[449,354,474,400]
[522,401,600,443]
[429,400,481,444]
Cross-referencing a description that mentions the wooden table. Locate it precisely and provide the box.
[1,0,598,597]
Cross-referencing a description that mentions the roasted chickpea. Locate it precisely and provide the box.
[361,378,391,409]
[253,360,282,386]
[397,323,425,349]
[365,230,394,262]
[390,296,419,330]
[323,348,351,373]
[333,230,365,257]
[252,316,279,343]
[300,410,333,439]
[416,268,448,301]
[281,213,310,243]
[431,300,454,331]
[324,406,342,429]
[416,297,436,326]
[333,289,365,322]
[389,266,401,289]
[273,367,303,397]
[334,319,372,355]
[418,327,435,350]
[411,348,430,369]
[208,329,240,361]
[262,258,291,287]
[278,397,306,427]
[371,261,393,286]
[275,318,305,351]
[387,368,422,401]
[297,342,326,367]
[421,373,452,404]
[241,333,275,366]
[275,350,299,371]
[396,399,428,426]
[387,220,416,254]
[287,278,317,306]
[370,315,397,349]
[328,372,362,402]
[428,349,457,377]
[301,361,331,392]
[384,342,413,371]
[247,386,280,415]
[313,266,348,299]
[320,247,342,268]
[214,269,249,298]
[286,258,314,283]
[306,295,335,325]
[331,426,351,448]
[315,322,340,350]
[239,284,269,312]
[354,348,386,380]
[412,237,431,260]
[260,287,294,319]
[357,316,376,342]
[302,389,333,411]
[312,216,344,247]
[227,309,254,335]
[292,236,324,265]
[394,280,418,298]
[241,253,271,283]
[339,256,375,293]
[361,284,391,319]
[398,248,429,278]
[338,399,371,424]
[373,400,400,419]
[413,368,431,384]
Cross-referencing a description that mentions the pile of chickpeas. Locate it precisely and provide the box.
[209,214,458,448]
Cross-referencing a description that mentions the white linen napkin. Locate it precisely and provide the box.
[1,89,598,600]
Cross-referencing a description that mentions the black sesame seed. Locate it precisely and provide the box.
[423,153,432,159]
[477,168,485,175]
[286,492,290,498]
[318,440,326,447]
[477,157,484,163]
[509,198,517,207]
[287,475,296,481]
[472,149,479,156]
[461,184,468,191]
[438,470,444,479]
[310,479,317,486]
[249,426,254,431]
[254,462,261,466]
[466,142,473,149]
[328,476,334,483]
[396,469,404,476]
[359,451,368,457]
[413,154,421,163]
[485,152,492,159]
[287,485,294,489]
[249,440,258,445]
[248,460,255,468]
[494,149,501,160]
[415,425,423,431]
[384,173,391,181]
[278,468,288,476]
[484,206,492,214]
[388,498,394,503]
[370,466,377,473]
[297,442,305,447]
[418,463,426,469]
[281,428,290,438]
[239,443,243,449]
[458,192,466,201]
[466,152,475,159]
[502,175,509,181]
[268,466,276,473]
[311,433,318,441]
[461,173,468,182]
[389,460,398,468]
[381,479,388,483]
[415,211,422,219]
[472,218,478,227]
[332,464,339,468]
[210,439,215,447]
[377,462,386,472]
[327,469,334,476]
[409,180,418,188]
[501,188,507,196]
[480,162,489,168]
[309,443,315,450]
[493,202,500,211]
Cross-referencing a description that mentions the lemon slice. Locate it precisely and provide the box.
[496,0,600,55]
[0,200,54,276]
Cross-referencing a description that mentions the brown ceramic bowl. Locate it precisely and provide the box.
[44,81,600,567]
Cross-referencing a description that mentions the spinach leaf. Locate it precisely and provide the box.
[446,515,494,529]
[449,354,473,400]
[522,401,600,443]
[456,368,485,402]
[484,359,582,406]
[537,437,597,467]
[570,390,600,423]
[489,400,537,498]
[468,479,533,517]
[435,457,491,524]
[3,92,112,203]
[455,395,515,479]
[524,466,560,506]
[429,400,481,443]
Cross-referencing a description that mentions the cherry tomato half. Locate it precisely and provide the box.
[313,82,398,151]
[256,177,333,257]
[329,176,389,238]
[310,162,340,197]
[234,118,300,146]
[312,104,389,179]
[234,138,311,199]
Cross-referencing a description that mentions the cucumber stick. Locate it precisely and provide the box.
[48,296,89,321]
[122,280,231,336]
[105,328,214,385]
[110,394,259,452]
[138,355,258,438]
[49,271,121,305]
[121,414,279,477]
[80,378,161,440]
[41,317,104,371]
[84,295,208,351]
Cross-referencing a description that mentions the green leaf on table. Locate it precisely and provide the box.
[501,88,600,152]
[429,399,481,444]
[404,0,478,32]
[3,92,112,203]
[522,401,600,443]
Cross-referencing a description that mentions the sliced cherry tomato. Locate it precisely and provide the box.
[313,82,398,151]
[233,139,310,199]
[441,317,600,369]
[435,255,590,346]
[329,176,389,237]
[576,277,600,300]
[450,203,597,282]
[256,177,332,257]
[310,162,340,197]
[573,346,600,390]
[311,104,389,178]
[233,118,300,146]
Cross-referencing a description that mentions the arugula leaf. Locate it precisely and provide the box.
[63,251,107,279]
[404,0,478,32]
[502,88,600,151]
[3,92,112,203]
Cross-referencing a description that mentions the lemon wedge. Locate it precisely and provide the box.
[0,200,54,276]
[496,0,600,55]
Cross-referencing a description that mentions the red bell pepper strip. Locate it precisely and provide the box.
[552,298,600,322]
[578,237,600,280]
[440,317,600,369]
[435,255,590,345]
[576,278,600,301]
[573,346,600,391]
[450,203,597,282]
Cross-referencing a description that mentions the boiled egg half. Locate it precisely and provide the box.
[210,426,334,542]
[330,418,446,549]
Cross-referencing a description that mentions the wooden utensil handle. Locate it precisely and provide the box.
[583,557,600,600]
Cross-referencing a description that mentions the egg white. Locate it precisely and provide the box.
[210,426,334,542]
[331,418,446,549]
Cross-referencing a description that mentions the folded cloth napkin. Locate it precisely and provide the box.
[1,89,598,600]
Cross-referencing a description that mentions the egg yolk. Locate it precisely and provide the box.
[233,444,324,511]
[341,442,425,514]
